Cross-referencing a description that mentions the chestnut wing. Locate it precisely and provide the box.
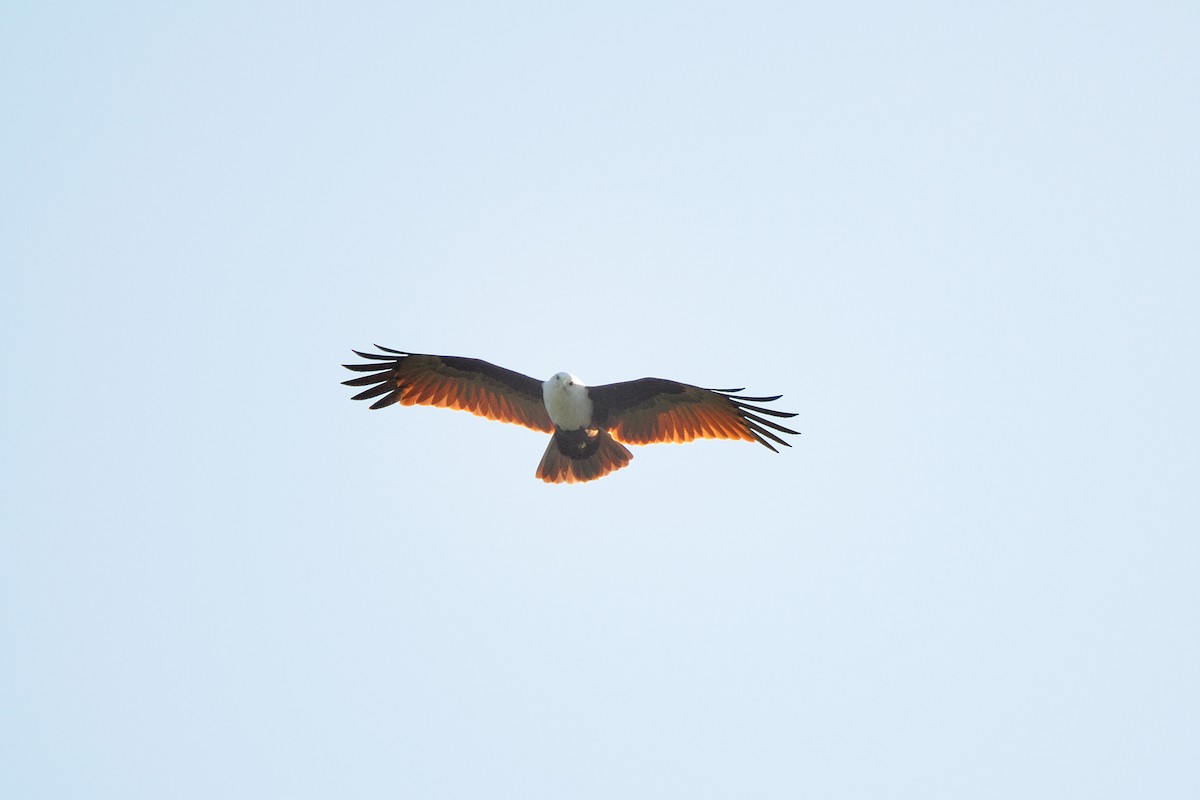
[589,378,799,452]
[342,346,553,433]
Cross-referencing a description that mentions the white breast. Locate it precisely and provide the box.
[542,372,594,430]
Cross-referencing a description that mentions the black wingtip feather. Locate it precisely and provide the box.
[353,350,402,361]
[747,420,792,448]
[342,373,392,387]
[741,411,800,436]
[368,389,405,409]
[747,429,781,452]
[733,401,798,419]
[351,383,396,402]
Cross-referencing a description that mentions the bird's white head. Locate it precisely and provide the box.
[542,371,592,430]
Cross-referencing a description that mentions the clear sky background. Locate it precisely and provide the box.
[4,2,1198,798]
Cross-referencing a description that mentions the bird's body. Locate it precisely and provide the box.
[342,346,799,483]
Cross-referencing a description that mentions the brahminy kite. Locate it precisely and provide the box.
[342,346,800,483]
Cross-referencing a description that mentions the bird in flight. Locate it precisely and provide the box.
[342,346,800,484]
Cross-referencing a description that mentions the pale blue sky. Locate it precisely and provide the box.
[4,2,1198,798]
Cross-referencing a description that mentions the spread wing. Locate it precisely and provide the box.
[342,346,553,433]
[589,378,799,452]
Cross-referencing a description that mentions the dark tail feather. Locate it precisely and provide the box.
[536,429,633,484]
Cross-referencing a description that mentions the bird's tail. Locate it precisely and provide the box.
[536,428,633,484]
